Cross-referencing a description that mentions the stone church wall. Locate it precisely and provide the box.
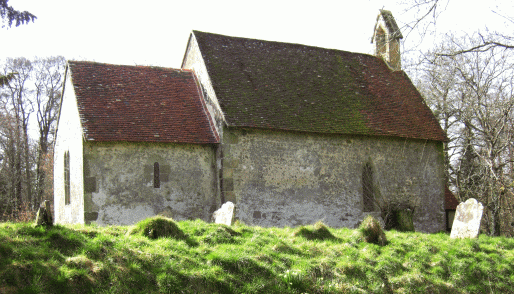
[82,142,218,225]
[221,128,445,233]
[54,73,85,225]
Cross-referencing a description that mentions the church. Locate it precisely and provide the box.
[54,10,447,232]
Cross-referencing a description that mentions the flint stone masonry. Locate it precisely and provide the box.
[450,198,484,239]
[221,128,445,232]
[213,201,235,226]
[80,141,218,226]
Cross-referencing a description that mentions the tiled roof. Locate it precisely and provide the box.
[192,31,446,141]
[445,186,459,210]
[68,61,219,143]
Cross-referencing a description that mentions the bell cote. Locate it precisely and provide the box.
[371,9,403,71]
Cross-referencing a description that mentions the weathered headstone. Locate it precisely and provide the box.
[450,198,483,239]
[35,200,53,226]
[213,201,235,226]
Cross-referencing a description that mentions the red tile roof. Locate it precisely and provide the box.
[192,31,447,142]
[445,186,459,210]
[68,61,219,144]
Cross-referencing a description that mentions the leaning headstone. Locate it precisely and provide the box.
[212,201,235,226]
[35,200,53,226]
[450,198,483,239]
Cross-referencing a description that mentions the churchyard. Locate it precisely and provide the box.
[1,215,513,293]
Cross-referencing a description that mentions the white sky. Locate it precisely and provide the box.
[1,0,513,68]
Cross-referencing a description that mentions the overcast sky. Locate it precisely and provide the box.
[2,0,513,68]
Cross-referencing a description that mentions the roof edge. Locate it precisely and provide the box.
[180,32,195,69]
[53,62,70,150]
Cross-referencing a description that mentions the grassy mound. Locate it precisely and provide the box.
[2,220,514,293]
[293,221,337,240]
[128,216,186,240]
[202,224,241,244]
[357,215,388,246]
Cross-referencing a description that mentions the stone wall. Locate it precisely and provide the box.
[221,128,445,233]
[182,34,225,134]
[82,141,218,225]
[54,71,85,224]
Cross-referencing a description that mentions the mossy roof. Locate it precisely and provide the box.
[68,61,219,143]
[192,31,446,141]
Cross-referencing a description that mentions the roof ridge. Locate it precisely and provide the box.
[68,60,194,73]
[192,30,376,58]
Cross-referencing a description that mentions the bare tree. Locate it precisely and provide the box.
[33,56,65,205]
[0,56,64,220]
[0,111,24,217]
[399,0,450,40]
[415,34,514,236]
[1,57,35,211]
[400,0,514,56]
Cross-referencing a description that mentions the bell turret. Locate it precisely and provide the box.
[371,9,403,71]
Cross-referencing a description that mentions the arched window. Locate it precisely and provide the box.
[362,162,374,212]
[154,162,160,188]
[376,27,387,56]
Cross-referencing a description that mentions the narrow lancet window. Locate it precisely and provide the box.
[362,162,374,212]
[154,162,160,188]
[64,151,71,204]
[376,28,387,56]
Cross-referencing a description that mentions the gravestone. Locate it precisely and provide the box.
[35,200,53,226]
[450,198,483,239]
[213,201,235,226]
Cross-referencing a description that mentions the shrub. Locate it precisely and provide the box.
[1,201,38,223]
[394,210,415,232]
[357,215,387,246]
[385,209,415,232]
[128,216,186,240]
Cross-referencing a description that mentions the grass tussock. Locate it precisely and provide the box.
[356,215,388,246]
[1,219,514,293]
[127,216,184,239]
[293,221,337,241]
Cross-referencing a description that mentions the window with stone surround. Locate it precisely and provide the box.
[145,162,170,187]
[154,162,160,188]
[64,151,71,205]
[362,162,375,212]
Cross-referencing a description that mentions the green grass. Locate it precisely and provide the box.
[1,219,514,293]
